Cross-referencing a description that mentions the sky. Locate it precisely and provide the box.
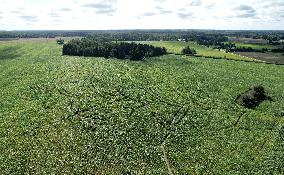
[0,0,283,30]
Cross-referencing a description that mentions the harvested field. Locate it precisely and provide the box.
[235,52,284,64]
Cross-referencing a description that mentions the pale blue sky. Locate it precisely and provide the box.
[0,0,283,30]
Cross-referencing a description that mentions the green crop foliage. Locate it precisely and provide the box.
[0,39,284,174]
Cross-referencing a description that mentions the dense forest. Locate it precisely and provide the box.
[62,38,167,60]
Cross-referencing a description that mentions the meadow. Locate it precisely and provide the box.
[0,39,284,174]
[232,42,278,50]
[222,41,284,64]
[139,41,257,62]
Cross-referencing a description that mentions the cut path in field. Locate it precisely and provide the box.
[139,41,256,62]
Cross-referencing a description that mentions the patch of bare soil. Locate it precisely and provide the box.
[235,52,284,64]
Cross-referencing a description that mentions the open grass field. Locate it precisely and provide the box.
[139,41,256,62]
[0,39,284,174]
[232,42,278,50]
[228,37,270,45]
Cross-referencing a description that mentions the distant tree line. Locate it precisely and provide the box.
[223,30,284,42]
[0,30,228,45]
[190,35,228,47]
[0,31,91,38]
[231,47,268,53]
[1,30,283,47]
[271,47,284,53]
[62,38,167,60]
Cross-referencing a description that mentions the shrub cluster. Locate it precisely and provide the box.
[56,38,64,45]
[62,38,167,60]
[236,85,271,109]
[181,46,197,55]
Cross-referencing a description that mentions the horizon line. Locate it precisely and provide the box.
[1,29,284,32]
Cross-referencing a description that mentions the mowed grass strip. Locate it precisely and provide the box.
[139,41,257,61]
[0,39,284,174]
[229,42,279,50]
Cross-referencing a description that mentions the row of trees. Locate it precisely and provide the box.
[271,47,284,53]
[191,35,228,47]
[1,30,283,47]
[0,30,229,46]
[62,38,167,60]
[86,31,229,46]
[233,47,268,53]
[223,30,284,42]
[0,31,92,38]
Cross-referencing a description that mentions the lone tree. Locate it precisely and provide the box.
[182,46,197,55]
[56,38,64,45]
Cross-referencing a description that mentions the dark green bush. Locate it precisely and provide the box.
[56,38,64,45]
[236,85,271,109]
[181,46,197,55]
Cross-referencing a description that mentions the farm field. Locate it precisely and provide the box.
[224,41,284,64]
[139,41,256,62]
[235,52,284,64]
[232,42,278,50]
[0,39,284,174]
[228,37,269,45]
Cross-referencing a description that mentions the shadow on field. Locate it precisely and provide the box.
[0,46,21,60]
